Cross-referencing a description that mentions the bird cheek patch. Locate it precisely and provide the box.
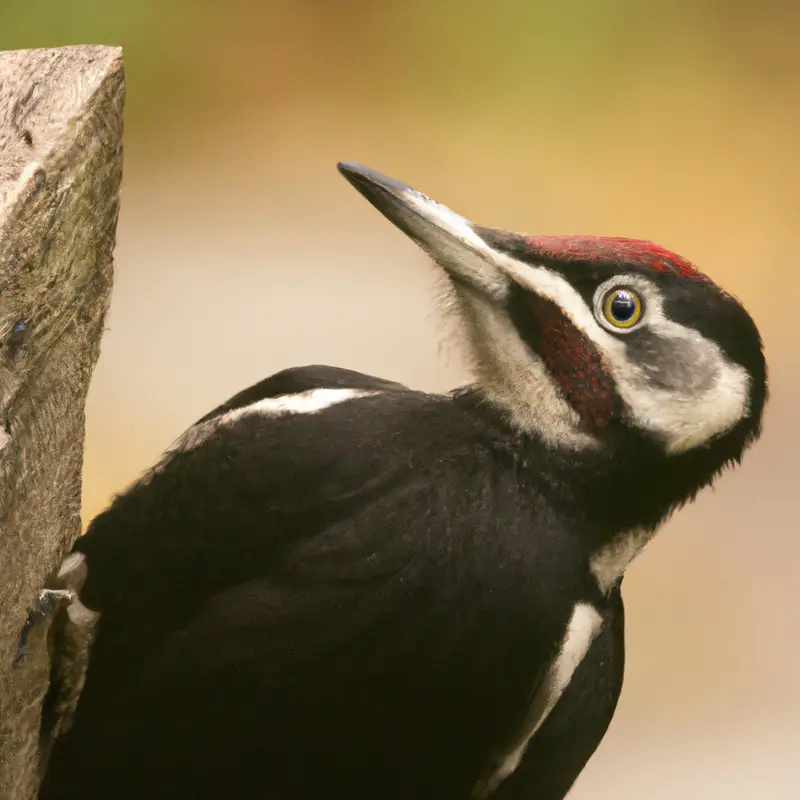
[508,289,620,434]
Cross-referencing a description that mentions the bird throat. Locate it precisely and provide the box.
[507,288,620,434]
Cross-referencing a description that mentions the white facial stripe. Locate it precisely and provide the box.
[492,262,750,453]
[474,603,604,796]
[448,286,597,450]
[401,200,596,448]
[428,235,601,446]
[396,207,597,446]
[500,260,630,353]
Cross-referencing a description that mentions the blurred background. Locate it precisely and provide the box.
[2,1,799,796]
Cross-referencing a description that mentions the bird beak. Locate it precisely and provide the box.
[337,162,509,299]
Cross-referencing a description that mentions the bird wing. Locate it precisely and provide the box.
[45,366,585,799]
[74,365,433,627]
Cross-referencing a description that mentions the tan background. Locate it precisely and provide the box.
[2,1,799,796]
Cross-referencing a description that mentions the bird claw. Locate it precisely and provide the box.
[13,588,77,666]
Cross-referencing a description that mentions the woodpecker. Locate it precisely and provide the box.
[36,163,767,800]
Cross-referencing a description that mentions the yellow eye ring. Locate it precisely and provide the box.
[602,288,643,329]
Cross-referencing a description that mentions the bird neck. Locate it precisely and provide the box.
[453,385,736,589]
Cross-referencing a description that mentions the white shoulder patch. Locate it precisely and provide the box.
[220,387,374,425]
[148,387,379,473]
[134,387,378,488]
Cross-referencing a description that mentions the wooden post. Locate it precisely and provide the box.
[0,46,124,800]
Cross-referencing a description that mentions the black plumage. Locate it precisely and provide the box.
[41,367,605,799]
[37,164,767,800]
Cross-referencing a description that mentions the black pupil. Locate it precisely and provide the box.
[609,291,637,322]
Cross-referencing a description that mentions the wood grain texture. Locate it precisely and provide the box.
[0,45,124,800]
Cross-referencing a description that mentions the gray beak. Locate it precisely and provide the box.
[337,162,508,298]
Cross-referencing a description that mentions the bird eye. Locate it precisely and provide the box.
[601,289,643,330]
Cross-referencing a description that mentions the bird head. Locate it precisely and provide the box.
[338,163,767,476]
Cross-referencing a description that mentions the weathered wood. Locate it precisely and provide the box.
[0,45,124,800]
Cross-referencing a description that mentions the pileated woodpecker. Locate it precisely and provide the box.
[36,163,767,800]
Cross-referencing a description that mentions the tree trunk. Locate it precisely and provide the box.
[0,45,124,800]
